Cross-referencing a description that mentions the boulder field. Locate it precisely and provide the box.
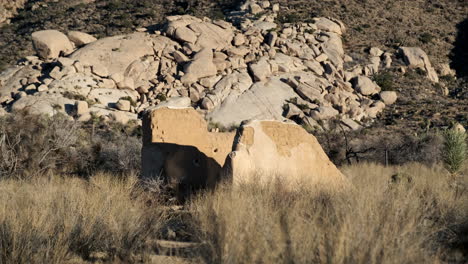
[0,0,442,130]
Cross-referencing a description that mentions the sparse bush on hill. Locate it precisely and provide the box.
[419,32,434,44]
[0,59,6,72]
[372,71,395,91]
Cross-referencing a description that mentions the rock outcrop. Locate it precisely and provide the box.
[69,33,159,79]
[398,47,439,83]
[379,91,397,105]
[67,31,97,47]
[206,77,297,127]
[165,15,234,51]
[11,93,75,116]
[32,30,74,59]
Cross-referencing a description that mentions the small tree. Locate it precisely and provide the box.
[442,129,467,175]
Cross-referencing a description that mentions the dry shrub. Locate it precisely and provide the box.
[0,112,78,179]
[317,128,443,166]
[191,163,468,264]
[0,112,142,179]
[0,173,167,264]
[70,127,142,176]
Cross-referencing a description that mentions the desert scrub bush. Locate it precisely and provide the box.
[277,13,301,24]
[372,71,394,91]
[0,111,142,179]
[68,119,142,176]
[315,128,444,166]
[155,92,167,102]
[442,129,467,174]
[209,8,226,20]
[0,173,167,263]
[419,32,434,44]
[63,91,87,101]
[119,96,137,107]
[0,112,78,179]
[353,23,371,33]
[0,59,6,72]
[191,163,468,264]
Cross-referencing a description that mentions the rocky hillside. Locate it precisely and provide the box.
[0,0,239,69]
[0,0,466,164]
[0,0,96,24]
[1,0,466,71]
[0,1,419,128]
[0,0,27,24]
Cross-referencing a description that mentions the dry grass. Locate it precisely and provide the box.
[0,163,466,263]
[0,173,166,264]
[191,163,468,264]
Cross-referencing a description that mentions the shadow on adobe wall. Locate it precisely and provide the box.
[450,18,468,78]
[142,143,225,202]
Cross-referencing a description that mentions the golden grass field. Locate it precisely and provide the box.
[0,163,467,264]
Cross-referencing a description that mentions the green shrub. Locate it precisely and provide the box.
[372,72,394,91]
[277,13,301,24]
[440,75,456,83]
[155,93,167,102]
[301,123,319,133]
[119,96,137,107]
[63,91,87,101]
[442,129,467,174]
[0,60,7,72]
[210,9,225,20]
[419,33,434,44]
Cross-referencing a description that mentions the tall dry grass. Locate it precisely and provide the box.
[191,163,468,264]
[0,173,166,264]
[0,163,466,264]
